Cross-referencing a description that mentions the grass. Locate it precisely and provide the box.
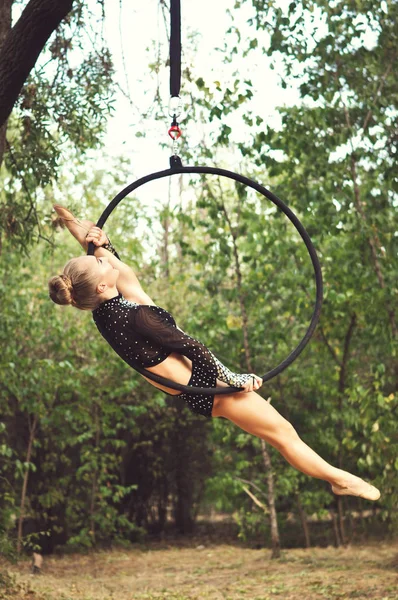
[1,541,397,600]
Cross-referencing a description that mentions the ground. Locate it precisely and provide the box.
[1,541,397,600]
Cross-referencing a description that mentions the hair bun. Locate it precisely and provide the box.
[49,256,99,311]
[60,273,73,293]
[48,274,74,306]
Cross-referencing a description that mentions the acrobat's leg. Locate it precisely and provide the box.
[212,391,380,501]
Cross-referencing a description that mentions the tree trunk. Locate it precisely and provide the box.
[345,128,396,337]
[321,315,357,544]
[221,198,281,558]
[231,234,252,363]
[0,0,12,167]
[159,178,172,278]
[261,439,281,558]
[17,414,38,554]
[347,508,355,542]
[337,497,347,546]
[0,0,74,130]
[174,472,194,534]
[157,481,169,531]
[336,314,356,544]
[0,0,12,50]
[89,403,101,547]
[330,509,341,548]
[358,498,367,534]
[297,495,311,548]
[173,412,194,534]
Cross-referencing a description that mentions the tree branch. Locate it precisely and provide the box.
[362,60,394,133]
[339,87,396,338]
[217,188,254,371]
[0,0,74,128]
[338,313,357,395]
[235,476,268,499]
[318,324,340,367]
[0,0,12,166]
[240,483,268,512]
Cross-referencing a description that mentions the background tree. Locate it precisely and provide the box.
[1,0,396,560]
[0,0,114,251]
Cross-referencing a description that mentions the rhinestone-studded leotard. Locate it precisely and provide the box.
[92,293,255,417]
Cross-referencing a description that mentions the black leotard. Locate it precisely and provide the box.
[92,294,254,417]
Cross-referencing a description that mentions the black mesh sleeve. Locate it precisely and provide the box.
[131,307,254,387]
[208,350,255,387]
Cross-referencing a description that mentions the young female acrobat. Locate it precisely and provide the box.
[48,205,380,502]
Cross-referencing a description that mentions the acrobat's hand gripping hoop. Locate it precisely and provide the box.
[88,158,323,396]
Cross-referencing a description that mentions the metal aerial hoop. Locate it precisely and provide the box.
[88,0,323,396]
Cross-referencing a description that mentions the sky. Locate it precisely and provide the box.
[102,0,297,174]
[96,0,301,215]
[11,0,300,213]
[11,0,302,224]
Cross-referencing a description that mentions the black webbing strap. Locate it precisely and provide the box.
[170,0,181,97]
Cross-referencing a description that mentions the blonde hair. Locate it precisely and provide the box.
[48,257,100,311]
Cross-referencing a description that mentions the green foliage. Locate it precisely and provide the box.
[0,486,17,561]
[1,2,115,252]
[162,0,397,541]
[0,0,397,557]
[0,570,21,600]
[234,508,270,543]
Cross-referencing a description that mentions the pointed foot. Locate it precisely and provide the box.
[53,205,93,235]
[331,476,380,501]
[53,204,76,222]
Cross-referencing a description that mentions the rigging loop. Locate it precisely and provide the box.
[168,95,182,119]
